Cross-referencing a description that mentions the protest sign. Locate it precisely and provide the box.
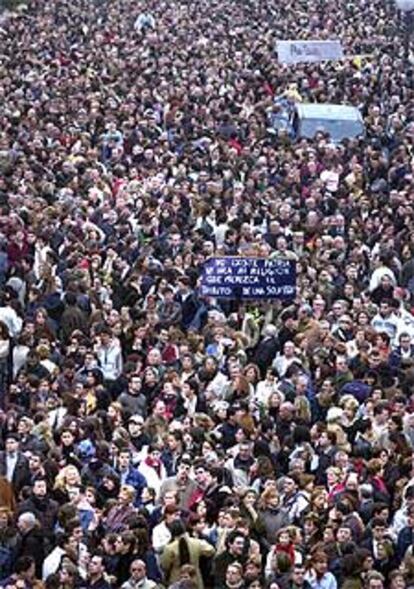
[201,257,296,300]
[276,40,344,65]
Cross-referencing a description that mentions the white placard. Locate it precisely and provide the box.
[276,40,344,65]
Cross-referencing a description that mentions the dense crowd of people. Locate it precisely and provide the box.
[1,0,414,586]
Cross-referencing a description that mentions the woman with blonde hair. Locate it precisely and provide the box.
[53,465,82,504]
[294,395,312,424]
[339,395,360,441]
[326,466,346,503]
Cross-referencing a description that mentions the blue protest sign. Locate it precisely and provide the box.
[200,257,296,300]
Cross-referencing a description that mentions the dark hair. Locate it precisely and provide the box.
[133,527,151,556]
[371,517,386,529]
[341,552,363,577]
[65,518,82,534]
[143,487,156,500]
[64,292,77,306]
[208,466,223,481]
[56,532,71,549]
[293,425,311,445]
[275,552,293,573]
[90,551,105,563]
[169,520,190,566]
[44,574,60,589]
[32,475,48,486]
[186,379,199,395]
[336,501,352,516]
[118,447,132,457]
[227,530,245,548]
[15,556,35,574]
[168,430,184,443]
[120,531,136,551]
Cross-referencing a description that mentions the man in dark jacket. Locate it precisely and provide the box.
[81,442,117,488]
[389,332,414,372]
[60,291,87,343]
[312,428,338,486]
[212,531,247,586]
[158,287,182,327]
[17,477,59,549]
[15,512,45,578]
[397,504,414,561]
[0,433,31,496]
[118,375,148,419]
[17,416,45,454]
[253,325,279,377]
[86,553,112,589]
[175,277,199,330]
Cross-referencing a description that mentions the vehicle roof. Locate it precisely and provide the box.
[296,103,362,121]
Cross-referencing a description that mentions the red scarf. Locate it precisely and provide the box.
[275,543,295,563]
[372,475,388,494]
[145,455,162,477]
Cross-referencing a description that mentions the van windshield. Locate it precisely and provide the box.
[300,117,364,142]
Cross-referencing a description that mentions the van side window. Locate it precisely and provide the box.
[292,112,299,133]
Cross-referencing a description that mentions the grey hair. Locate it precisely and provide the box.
[263,324,277,337]
[359,483,374,499]
[18,512,37,529]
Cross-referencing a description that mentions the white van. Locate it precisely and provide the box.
[292,103,365,142]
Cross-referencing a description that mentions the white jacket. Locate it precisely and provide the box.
[42,546,66,580]
[138,460,167,497]
[152,520,171,553]
[96,341,123,380]
[0,306,22,338]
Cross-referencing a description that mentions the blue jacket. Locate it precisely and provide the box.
[122,467,147,506]
[397,526,414,561]
[389,346,414,372]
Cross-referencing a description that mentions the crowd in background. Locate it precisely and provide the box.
[1,0,414,587]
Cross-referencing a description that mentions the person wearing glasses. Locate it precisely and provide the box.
[121,559,157,589]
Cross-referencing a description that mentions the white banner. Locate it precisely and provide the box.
[276,40,344,65]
